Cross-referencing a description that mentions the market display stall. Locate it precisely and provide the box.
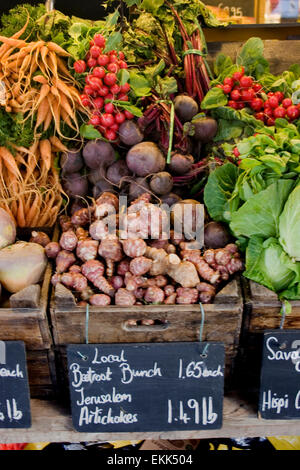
[0,1,299,442]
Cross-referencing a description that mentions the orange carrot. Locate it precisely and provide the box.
[47,42,70,57]
[49,136,69,153]
[39,139,52,173]
[0,147,22,179]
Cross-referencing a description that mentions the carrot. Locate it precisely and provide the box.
[33,75,48,84]
[49,136,69,153]
[17,196,26,227]
[0,36,27,47]
[35,95,51,130]
[0,147,22,179]
[39,139,52,173]
[56,56,74,80]
[59,92,77,124]
[36,83,50,107]
[46,42,70,57]
[25,191,41,226]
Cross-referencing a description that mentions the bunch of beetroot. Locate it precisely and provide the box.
[74,33,134,142]
[218,67,300,126]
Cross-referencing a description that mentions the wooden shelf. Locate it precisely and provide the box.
[1,394,299,443]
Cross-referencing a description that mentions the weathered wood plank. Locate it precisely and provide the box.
[0,395,299,443]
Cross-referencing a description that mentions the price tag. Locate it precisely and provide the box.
[206,1,256,19]
[259,330,300,420]
[0,341,31,428]
[67,342,225,432]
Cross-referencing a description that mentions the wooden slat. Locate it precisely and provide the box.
[0,395,299,443]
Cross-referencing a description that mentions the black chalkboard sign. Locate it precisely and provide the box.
[259,330,300,420]
[0,341,31,428]
[67,342,225,433]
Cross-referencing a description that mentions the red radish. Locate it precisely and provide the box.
[115,112,126,124]
[267,92,275,97]
[120,83,130,93]
[107,63,119,73]
[94,34,106,48]
[255,112,265,121]
[264,108,274,119]
[268,96,279,108]
[94,97,104,109]
[230,89,241,101]
[89,114,102,126]
[240,76,253,88]
[110,123,119,132]
[97,54,109,66]
[236,102,245,109]
[109,54,118,63]
[253,83,262,93]
[87,58,97,68]
[223,77,234,87]
[250,97,263,111]
[282,98,293,109]
[223,84,232,94]
[118,93,129,101]
[233,147,240,157]
[84,85,96,96]
[228,100,238,109]
[118,60,128,69]
[80,94,90,107]
[101,113,115,127]
[118,51,125,60]
[273,106,286,119]
[104,102,115,114]
[98,85,109,96]
[267,117,275,126]
[274,91,284,103]
[93,66,106,78]
[90,46,101,58]
[104,73,117,86]
[124,110,134,119]
[105,129,117,141]
[110,84,121,95]
[73,60,86,74]
[286,105,300,120]
[241,88,255,102]
[232,67,244,81]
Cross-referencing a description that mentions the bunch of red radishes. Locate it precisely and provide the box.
[74,33,134,141]
[218,67,300,126]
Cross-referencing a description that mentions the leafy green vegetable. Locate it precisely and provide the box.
[0,3,46,40]
[244,236,300,295]
[279,184,300,261]
[201,87,228,110]
[203,163,240,223]
[0,109,34,150]
[230,179,295,239]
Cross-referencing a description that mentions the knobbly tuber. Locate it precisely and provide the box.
[47,191,243,305]
[30,231,51,247]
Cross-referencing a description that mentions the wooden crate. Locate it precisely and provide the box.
[234,278,300,400]
[0,226,58,350]
[50,276,243,398]
[26,348,57,398]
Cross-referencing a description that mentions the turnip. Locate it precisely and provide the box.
[129,177,151,199]
[106,160,131,185]
[0,208,16,249]
[126,142,165,177]
[150,172,173,195]
[119,121,144,147]
[168,153,194,175]
[190,117,218,143]
[62,173,89,198]
[174,95,199,123]
[82,140,116,171]
[0,241,47,293]
[60,149,83,175]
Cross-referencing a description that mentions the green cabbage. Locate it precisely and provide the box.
[244,237,300,295]
[279,184,300,261]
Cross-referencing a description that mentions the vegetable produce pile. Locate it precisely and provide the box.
[202,38,300,302]
[0,1,300,307]
[46,191,243,306]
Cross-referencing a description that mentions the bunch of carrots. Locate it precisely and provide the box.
[0,16,87,227]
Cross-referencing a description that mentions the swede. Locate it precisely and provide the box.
[0,242,47,293]
[0,208,16,249]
